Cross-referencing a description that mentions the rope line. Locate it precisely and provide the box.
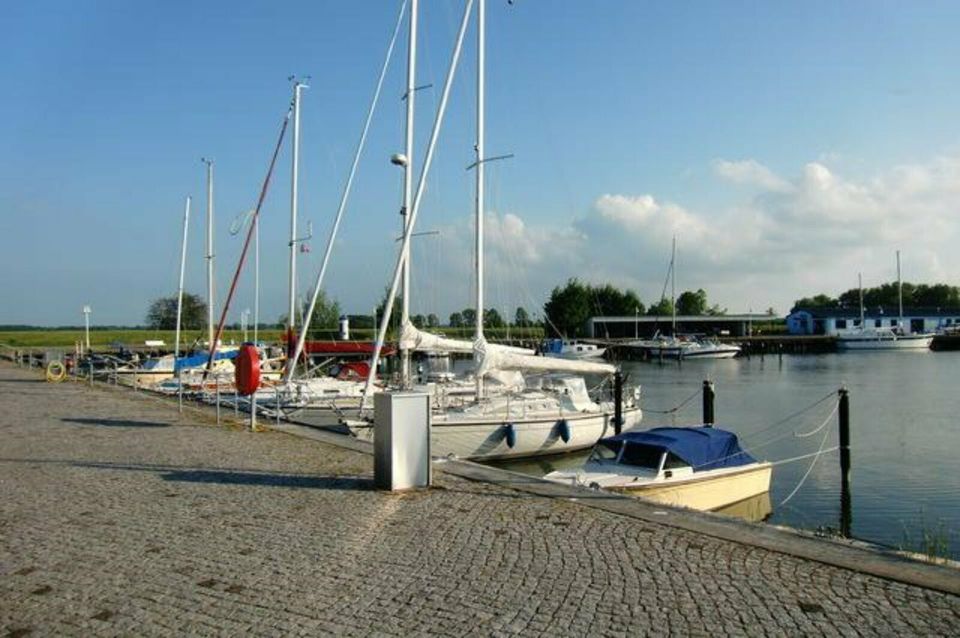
[778,427,835,507]
[793,402,839,438]
[744,389,838,439]
[643,387,701,415]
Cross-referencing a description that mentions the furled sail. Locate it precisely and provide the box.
[474,337,616,376]
[399,322,534,356]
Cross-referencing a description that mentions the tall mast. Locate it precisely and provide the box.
[858,272,864,328]
[202,158,215,346]
[474,0,486,398]
[175,196,191,365]
[287,80,307,342]
[897,249,903,326]
[400,0,418,387]
[670,235,677,335]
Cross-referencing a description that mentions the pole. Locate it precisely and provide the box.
[361,0,474,408]
[254,216,260,344]
[613,370,623,435]
[858,273,864,329]
[702,380,715,425]
[250,393,257,431]
[174,196,191,365]
[897,250,903,329]
[474,0,486,401]
[82,306,91,352]
[286,0,407,385]
[203,158,215,348]
[400,0,417,389]
[671,235,677,336]
[287,81,307,346]
[215,376,221,425]
[839,387,852,538]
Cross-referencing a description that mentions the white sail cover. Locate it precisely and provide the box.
[399,322,534,356]
[474,337,616,377]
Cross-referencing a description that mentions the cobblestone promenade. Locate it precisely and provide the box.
[1,364,958,636]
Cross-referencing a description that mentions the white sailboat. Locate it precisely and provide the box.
[354,0,642,461]
[837,253,933,351]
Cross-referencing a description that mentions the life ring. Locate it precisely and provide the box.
[45,360,67,383]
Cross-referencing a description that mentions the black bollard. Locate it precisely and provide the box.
[702,380,715,426]
[614,371,623,435]
[839,387,852,538]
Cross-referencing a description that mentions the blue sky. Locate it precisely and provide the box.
[3,1,960,326]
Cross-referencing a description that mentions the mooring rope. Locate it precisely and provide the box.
[793,401,839,438]
[643,387,701,415]
[777,426,836,507]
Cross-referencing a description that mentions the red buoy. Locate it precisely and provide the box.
[234,344,261,396]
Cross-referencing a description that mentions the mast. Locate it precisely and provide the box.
[284,0,407,384]
[897,249,903,327]
[671,235,677,336]
[858,272,864,329]
[400,0,418,388]
[254,215,260,344]
[474,0,486,398]
[287,80,307,345]
[175,196,191,365]
[202,158,215,347]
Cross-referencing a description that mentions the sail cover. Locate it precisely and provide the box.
[603,427,757,470]
[474,337,616,376]
[399,322,534,356]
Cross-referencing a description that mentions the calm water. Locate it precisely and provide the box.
[492,352,960,558]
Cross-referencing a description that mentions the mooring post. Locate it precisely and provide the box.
[614,370,623,435]
[88,360,94,386]
[839,387,852,538]
[702,379,715,425]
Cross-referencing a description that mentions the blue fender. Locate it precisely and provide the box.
[557,419,571,443]
[503,423,517,448]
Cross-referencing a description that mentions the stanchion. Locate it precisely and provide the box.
[178,371,183,414]
[702,380,715,425]
[839,387,852,538]
[250,394,258,431]
[215,377,221,426]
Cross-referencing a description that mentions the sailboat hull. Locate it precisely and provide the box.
[837,333,933,350]
[350,406,643,461]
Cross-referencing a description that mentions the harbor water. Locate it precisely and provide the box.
[491,351,960,560]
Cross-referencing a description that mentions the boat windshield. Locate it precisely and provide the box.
[619,443,664,469]
[590,440,621,461]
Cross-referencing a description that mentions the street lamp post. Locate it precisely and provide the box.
[82,305,91,353]
[634,307,639,339]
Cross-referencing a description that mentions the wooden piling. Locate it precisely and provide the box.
[839,387,852,538]
[702,380,715,425]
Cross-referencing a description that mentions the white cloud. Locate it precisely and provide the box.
[714,159,793,193]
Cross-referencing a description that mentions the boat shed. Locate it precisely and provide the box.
[587,314,771,339]
[786,306,960,336]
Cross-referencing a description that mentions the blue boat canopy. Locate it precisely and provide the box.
[174,349,238,372]
[602,426,756,471]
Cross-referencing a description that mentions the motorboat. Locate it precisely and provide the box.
[545,425,771,512]
[837,328,933,351]
[542,339,607,360]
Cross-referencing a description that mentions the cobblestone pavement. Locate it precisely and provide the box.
[1,363,958,636]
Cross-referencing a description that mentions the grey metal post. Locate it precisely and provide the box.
[839,387,852,538]
[702,380,715,425]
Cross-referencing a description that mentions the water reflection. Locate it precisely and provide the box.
[714,491,773,523]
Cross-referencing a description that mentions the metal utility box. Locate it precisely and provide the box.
[374,392,431,491]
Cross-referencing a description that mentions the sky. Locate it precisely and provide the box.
[2,0,960,327]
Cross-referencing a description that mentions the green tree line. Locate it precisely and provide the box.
[792,282,960,312]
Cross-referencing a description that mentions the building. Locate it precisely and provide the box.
[785,306,960,336]
[587,314,774,339]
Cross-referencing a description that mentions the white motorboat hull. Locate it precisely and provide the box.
[837,333,933,350]
[350,406,642,461]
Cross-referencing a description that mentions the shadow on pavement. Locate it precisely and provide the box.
[62,417,171,428]
[160,469,372,490]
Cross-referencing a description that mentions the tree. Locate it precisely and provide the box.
[146,293,207,330]
[375,287,403,328]
[484,308,505,329]
[426,313,440,328]
[308,290,341,329]
[791,294,838,311]
[514,307,531,328]
[461,308,477,327]
[543,279,593,337]
[675,289,708,315]
[411,314,426,328]
[647,297,674,317]
[449,312,464,328]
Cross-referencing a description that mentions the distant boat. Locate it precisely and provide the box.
[545,425,771,512]
[838,255,933,351]
[542,339,607,360]
[627,333,741,359]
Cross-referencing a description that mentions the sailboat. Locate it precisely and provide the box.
[628,238,740,360]
[350,0,642,460]
[837,252,933,351]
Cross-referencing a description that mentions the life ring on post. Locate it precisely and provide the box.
[45,360,67,383]
[234,344,261,396]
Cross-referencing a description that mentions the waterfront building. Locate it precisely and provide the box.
[786,306,960,336]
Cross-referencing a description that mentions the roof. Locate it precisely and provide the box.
[603,426,757,470]
[791,306,960,319]
[591,314,771,324]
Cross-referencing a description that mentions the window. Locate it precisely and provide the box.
[854,319,862,327]
[619,444,663,469]
[591,440,621,461]
[836,319,848,329]
[662,453,688,469]
[875,319,882,327]
[891,319,899,327]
